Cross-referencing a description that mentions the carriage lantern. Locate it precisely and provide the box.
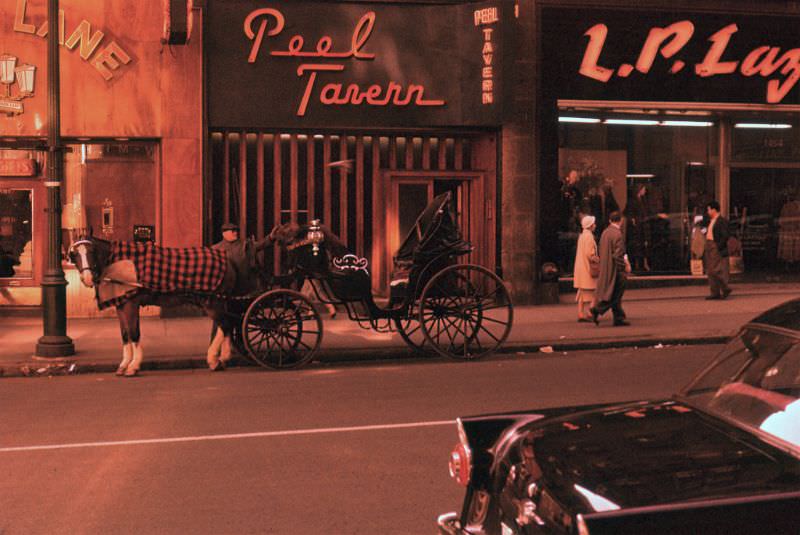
[307,219,324,256]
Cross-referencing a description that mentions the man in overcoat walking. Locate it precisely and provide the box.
[591,211,630,326]
[703,200,732,300]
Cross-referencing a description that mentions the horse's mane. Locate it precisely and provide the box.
[272,222,348,256]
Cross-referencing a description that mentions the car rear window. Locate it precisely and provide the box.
[684,328,800,448]
[750,299,800,331]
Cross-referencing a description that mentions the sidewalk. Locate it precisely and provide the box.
[2,282,799,378]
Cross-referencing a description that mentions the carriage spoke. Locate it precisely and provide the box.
[476,315,510,326]
[296,339,313,351]
[477,322,503,343]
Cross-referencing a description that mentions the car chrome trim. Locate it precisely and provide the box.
[576,514,591,535]
[744,322,800,340]
[580,490,800,520]
[437,512,463,535]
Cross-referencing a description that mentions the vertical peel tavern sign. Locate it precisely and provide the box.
[543,8,800,105]
[206,1,507,129]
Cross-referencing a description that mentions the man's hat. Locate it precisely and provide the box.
[221,222,239,231]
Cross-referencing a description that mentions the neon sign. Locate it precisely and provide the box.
[243,8,446,117]
[474,7,499,105]
[579,20,800,104]
[13,0,131,81]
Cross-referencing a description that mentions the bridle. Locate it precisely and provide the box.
[68,239,100,283]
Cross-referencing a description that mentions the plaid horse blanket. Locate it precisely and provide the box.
[97,241,227,309]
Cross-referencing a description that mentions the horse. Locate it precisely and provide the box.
[68,235,244,376]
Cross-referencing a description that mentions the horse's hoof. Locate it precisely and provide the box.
[124,368,139,377]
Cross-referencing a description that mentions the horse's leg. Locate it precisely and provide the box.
[123,301,143,377]
[206,310,225,370]
[219,315,233,366]
[115,306,133,376]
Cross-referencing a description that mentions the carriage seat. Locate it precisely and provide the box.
[390,259,413,288]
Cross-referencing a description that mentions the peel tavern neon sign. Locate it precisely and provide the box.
[579,20,800,104]
[244,8,446,117]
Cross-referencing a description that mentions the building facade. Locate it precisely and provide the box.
[2,0,799,318]
[534,0,800,283]
[203,0,510,296]
[0,0,202,316]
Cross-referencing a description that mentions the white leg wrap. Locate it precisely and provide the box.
[207,326,224,368]
[117,343,133,376]
[125,342,143,376]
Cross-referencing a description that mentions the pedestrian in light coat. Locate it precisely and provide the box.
[573,215,598,322]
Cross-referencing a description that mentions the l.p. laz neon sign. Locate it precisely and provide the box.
[243,8,446,116]
[579,21,800,104]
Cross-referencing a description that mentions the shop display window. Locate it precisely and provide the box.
[0,189,33,279]
[62,142,157,243]
[555,112,717,275]
[730,119,800,272]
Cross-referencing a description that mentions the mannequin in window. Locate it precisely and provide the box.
[626,184,653,272]
[559,169,586,273]
[588,177,620,234]
[777,190,800,265]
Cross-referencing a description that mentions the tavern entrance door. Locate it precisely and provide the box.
[386,171,490,291]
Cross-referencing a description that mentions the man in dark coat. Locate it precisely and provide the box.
[212,222,275,295]
[703,200,732,300]
[591,211,630,326]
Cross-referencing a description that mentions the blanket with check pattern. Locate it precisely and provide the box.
[97,241,227,309]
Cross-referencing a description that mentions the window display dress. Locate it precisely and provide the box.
[777,199,800,262]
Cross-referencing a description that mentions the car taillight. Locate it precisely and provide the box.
[449,442,472,486]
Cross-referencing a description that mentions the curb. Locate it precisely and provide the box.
[0,335,731,378]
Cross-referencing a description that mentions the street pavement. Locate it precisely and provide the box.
[0,345,719,535]
[1,282,799,378]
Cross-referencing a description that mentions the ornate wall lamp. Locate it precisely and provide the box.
[0,54,36,114]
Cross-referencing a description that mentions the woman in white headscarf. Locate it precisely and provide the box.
[573,215,598,322]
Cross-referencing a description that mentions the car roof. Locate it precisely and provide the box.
[749,298,800,333]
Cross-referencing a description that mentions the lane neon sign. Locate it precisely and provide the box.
[579,20,800,104]
[13,0,131,81]
[243,8,446,117]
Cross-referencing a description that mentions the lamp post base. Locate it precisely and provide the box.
[36,335,75,357]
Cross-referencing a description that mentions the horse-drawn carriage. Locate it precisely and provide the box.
[69,192,513,375]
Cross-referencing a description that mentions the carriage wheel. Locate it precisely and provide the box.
[242,289,323,369]
[394,304,430,355]
[419,264,513,360]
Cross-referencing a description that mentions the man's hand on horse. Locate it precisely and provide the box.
[268,224,281,243]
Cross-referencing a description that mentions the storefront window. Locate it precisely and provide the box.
[0,189,33,279]
[556,112,718,275]
[62,142,157,244]
[730,118,800,273]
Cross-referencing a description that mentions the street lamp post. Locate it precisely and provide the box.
[36,0,74,357]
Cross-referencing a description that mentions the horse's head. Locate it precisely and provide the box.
[67,236,110,288]
[268,222,304,248]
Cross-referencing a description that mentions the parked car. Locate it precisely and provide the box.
[438,299,800,534]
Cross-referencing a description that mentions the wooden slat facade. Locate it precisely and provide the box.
[209,131,495,293]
